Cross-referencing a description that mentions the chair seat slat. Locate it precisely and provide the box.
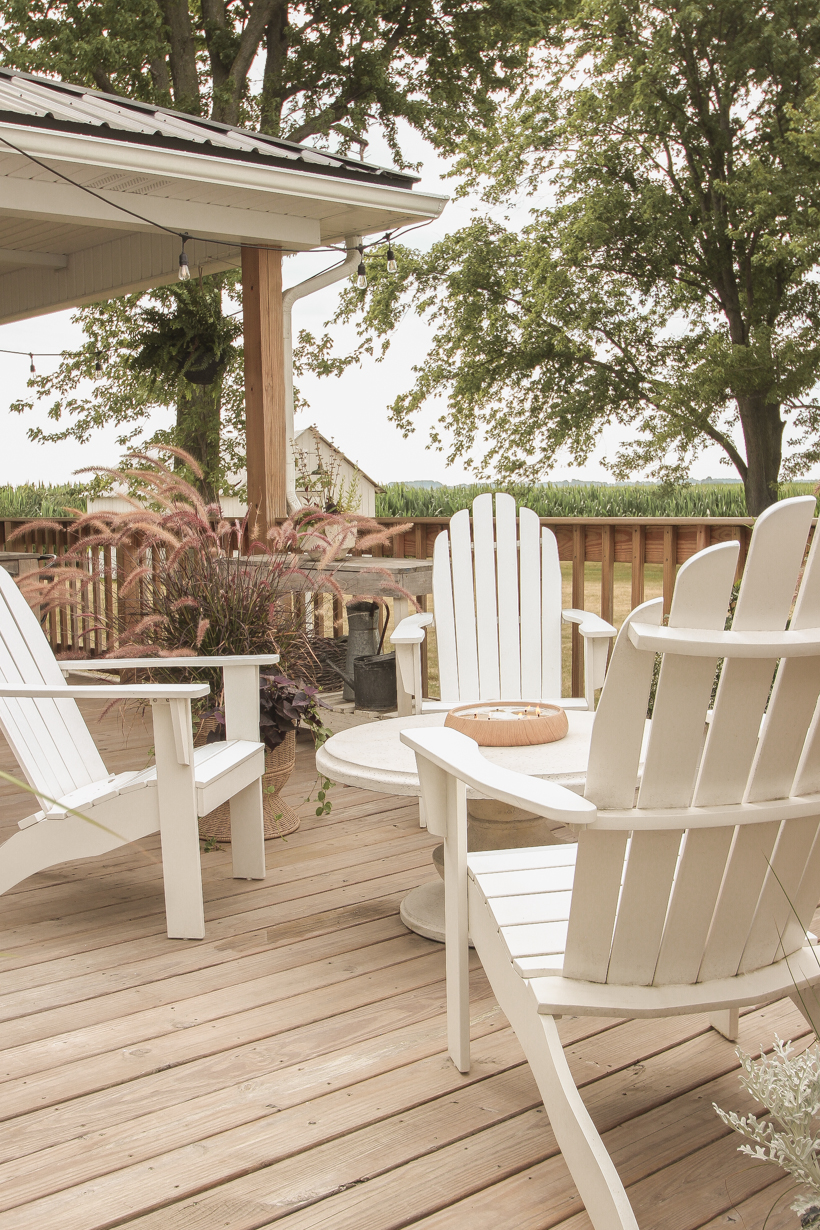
[541,530,562,699]
[432,530,459,702]
[607,830,683,986]
[653,827,734,985]
[449,509,480,701]
[495,493,521,699]
[698,820,781,982]
[563,829,628,982]
[519,507,542,695]
[472,493,500,700]
[740,815,820,973]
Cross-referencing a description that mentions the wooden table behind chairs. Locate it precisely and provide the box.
[0,550,54,624]
[274,556,434,716]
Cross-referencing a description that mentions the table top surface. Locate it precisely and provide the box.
[316,710,598,796]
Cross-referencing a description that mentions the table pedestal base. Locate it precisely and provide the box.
[401,801,576,944]
[399,881,457,945]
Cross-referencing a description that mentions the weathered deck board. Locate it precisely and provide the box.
[0,701,805,1229]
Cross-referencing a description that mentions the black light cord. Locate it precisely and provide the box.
[0,130,431,258]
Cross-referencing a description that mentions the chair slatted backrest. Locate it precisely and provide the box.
[563,497,820,987]
[0,565,107,808]
[432,492,563,703]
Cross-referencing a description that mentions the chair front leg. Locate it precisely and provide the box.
[223,664,266,881]
[151,698,205,940]
[445,775,470,1073]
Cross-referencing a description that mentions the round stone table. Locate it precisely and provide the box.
[316,710,596,942]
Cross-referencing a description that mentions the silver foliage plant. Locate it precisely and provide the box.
[714,1037,820,1226]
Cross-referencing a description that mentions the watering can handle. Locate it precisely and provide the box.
[376,607,390,657]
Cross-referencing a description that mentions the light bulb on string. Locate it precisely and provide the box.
[178,234,191,281]
[356,243,367,289]
[94,349,102,377]
[29,353,35,374]
[386,235,397,274]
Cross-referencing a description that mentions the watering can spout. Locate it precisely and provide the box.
[328,660,354,689]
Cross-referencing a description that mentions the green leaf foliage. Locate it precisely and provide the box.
[9,275,247,502]
[335,0,820,515]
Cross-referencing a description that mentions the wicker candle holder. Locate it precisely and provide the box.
[194,722,300,841]
[443,701,568,747]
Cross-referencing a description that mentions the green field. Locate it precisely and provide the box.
[376,480,819,519]
[0,483,87,518]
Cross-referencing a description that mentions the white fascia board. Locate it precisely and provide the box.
[0,175,321,247]
[0,123,448,236]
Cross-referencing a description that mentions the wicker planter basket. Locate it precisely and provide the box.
[194,723,300,841]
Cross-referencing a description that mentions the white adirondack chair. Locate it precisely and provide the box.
[0,563,278,940]
[392,492,615,714]
[402,495,820,1230]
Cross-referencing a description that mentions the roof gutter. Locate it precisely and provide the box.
[282,236,361,513]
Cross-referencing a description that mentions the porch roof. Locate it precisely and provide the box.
[0,69,447,324]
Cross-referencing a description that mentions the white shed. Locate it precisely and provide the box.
[220,425,382,518]
[293,425,382,516]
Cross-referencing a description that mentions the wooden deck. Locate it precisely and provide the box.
[0,701,810,1230]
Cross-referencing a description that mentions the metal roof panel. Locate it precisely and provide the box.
[0,68,418,189]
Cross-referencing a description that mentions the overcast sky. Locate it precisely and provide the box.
[0,122,740,489]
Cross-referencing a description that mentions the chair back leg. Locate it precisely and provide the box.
[229,780,266,879]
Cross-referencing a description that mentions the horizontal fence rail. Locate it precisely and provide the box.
[0,514,775,698]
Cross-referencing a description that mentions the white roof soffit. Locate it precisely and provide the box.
[0,70,447,325]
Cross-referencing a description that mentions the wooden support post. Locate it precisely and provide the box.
[571,525,585,698]
[663,526,677,617]
[332,596,344,637]
[242,247,287,540]
[313,592,325,638]
[696,524,709,554]
[631,525,645,612]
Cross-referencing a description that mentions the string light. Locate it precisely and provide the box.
[356,244,367,289]
[0,130,433,266]
[386,235,397,274]
[94,349,103,377]
[178,236,191,281]
[29,353,35,374]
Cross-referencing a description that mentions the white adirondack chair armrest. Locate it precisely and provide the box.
[391,612,434,645]
[628,622,820,657]
[0,683,209,700]
[561,609,616,638]
[57,654,280,671]
[401,727,597,825]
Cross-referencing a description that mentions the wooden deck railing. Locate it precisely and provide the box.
[0,514,764,696]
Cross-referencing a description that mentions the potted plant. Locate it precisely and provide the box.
[714,1035,820,1227]
[30,447,407,841]
[197,674,332,840]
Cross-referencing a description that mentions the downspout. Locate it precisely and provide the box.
[282,235,362,512]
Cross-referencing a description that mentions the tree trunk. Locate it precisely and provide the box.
[159,0,201,113]
[735,393,784,516]
[175,379,222,505]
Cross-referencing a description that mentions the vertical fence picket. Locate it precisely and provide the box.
[601,524,615,626]
[663,525,677,617]
[631,525,645,610]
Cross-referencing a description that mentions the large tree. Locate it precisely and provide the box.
[336,0,820,514]
[0,0,535,492]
